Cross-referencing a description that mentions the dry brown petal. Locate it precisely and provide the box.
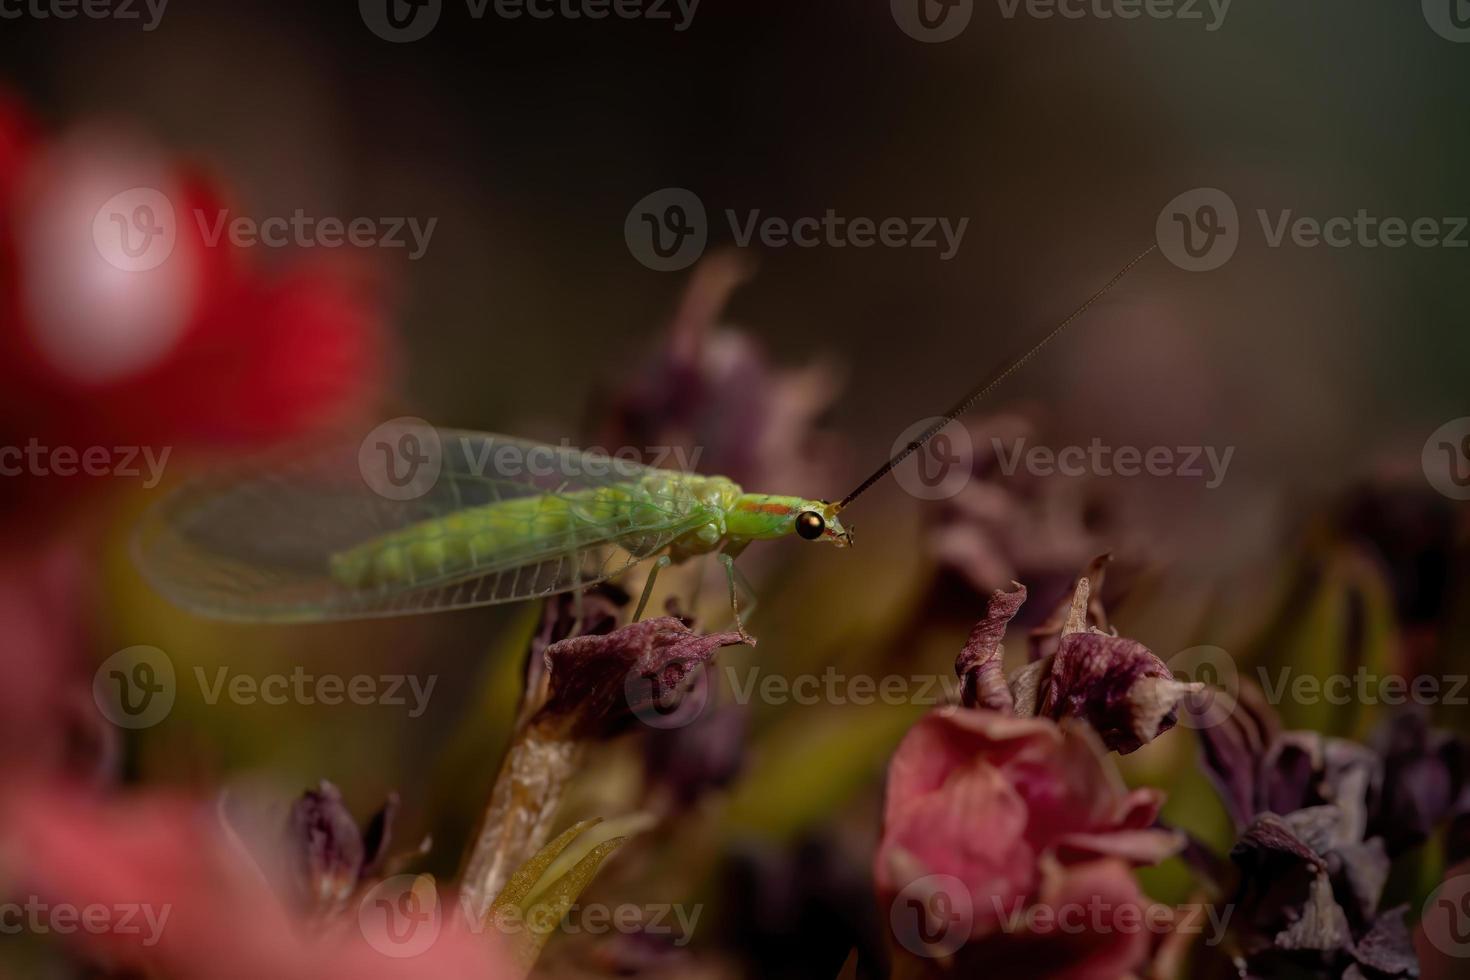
[534,616,746,741]
[1040,632,1201,755]
[286,781,366,917]
[956,583,1027,711]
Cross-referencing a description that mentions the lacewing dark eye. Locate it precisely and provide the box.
[795,511,825,540]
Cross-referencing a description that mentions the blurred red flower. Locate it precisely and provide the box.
[0,90,386,536]
[0,786,512,980]
[0,539,110,783]
[875,708,1182,978]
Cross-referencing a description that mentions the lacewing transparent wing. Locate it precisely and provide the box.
[134,429,716,622]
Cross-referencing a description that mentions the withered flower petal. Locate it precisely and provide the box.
[922,413,1151,635]
[1027,553,1114,660]
[518,585,629,728]
[1261,737,1322,819]
[877,708,1181,977]
[1226,805,1417,978]
[1195,683,1282,830]
[956,583,1026,711]
[1232,811,1330,870]
[952,570,1199,755]
[1368,711,1470,857]
[1349,906,1417,977]
[1276,872,1353,954]
[591,250,844,493]
[287,781,366,916]
[1328,838,1389,926]
[534,616,746,740]
[1040,632,1199,755]
[1256,733,1381,845]
[1196,685,1456,978]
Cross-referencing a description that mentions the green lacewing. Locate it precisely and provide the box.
[135,429,848,623]
[134,246,1156,624]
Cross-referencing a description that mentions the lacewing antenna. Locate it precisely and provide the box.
[832,243,1159,514]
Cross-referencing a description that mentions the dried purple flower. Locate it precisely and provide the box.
[924,413,1150,631]
[1228,806,1415,979]
[285,781,399,919]
[955,582,1025,712]
[1199,683,1470,860]
[1191,684,1470,978]
[1195,681,1282,829]
[1041,630,1199,756]
[590,249,845,494]
[1368,711,1470,857]
[461,615,746,921]
[954,569,1200,754]
[517,584,629,729]
[534,616,746,741]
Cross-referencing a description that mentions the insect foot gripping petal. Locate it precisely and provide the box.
[718,553,758,647]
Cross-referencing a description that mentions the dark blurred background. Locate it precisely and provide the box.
[6,0,1467,477]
